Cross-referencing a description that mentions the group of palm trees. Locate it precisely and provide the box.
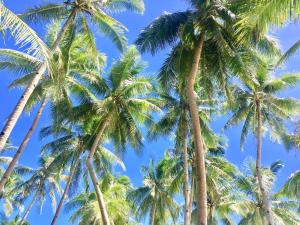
[0,0,299,224]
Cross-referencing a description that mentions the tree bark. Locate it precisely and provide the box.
[0,9,77,151]
[50,155,80,225]
[256,100,274,225]
[183,122,190,225]
[19,190,39,225]
[150,200,157,225]
[185,33,207,225]
[188,176,195,224]
[0,98,47,194]
[86,121,111,225]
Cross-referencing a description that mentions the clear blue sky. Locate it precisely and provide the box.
[0,0,299,224]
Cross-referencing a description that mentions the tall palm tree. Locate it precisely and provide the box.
[0,0,144,151]
[128,158,179,225]
[148,88,219,225]
[236,159,300,224]
[0,21,105,193]
[66,174,134,225]
[70,45,159,225]
[225,56,300,224]
[135,1,255,222]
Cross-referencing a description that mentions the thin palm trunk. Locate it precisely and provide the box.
[50,155,80,225]
[185,33,207,225]
[188,176,195,224]
[150,199,157,225]
[183,121,190,225]
[0,99,47,194]
[19,190,39,225]
[86,121,111,225]
[256,100,274,225]
[0,9,78,151]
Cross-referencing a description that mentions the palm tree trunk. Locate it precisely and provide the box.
[150,200,157,225]
[188,176,195,224]
[50,155,80,225]
[86,121,111,225]
[183,122,190,225]
[0,98,47,194]
[185,33,207,225]
[0,9,78,151]
[256,100,274,225]
[19,190,39,225]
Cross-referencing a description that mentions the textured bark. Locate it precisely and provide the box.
[86,121,111,225]
[256,100,274,225]
[183,123,190,225]
[0,98,47,194]
[19,190,39,225]
[50,156,80,225]
[0,9,77,151]
[185,33,207,225]
[150,200,157,225]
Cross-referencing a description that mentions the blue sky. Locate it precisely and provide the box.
[0,0,300,224]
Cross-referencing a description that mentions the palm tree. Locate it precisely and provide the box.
[128,158,179,225]
[71,45,159,225]
[0,157,32,219]
[225,55,300,224]
[236,159,300,224]
[66,174,135,225]
[0,0,144,151]
[135,1,255,222]
[148,88,219,225]
[0,22,105,193]
[13,156,65,224]
[40,123,125,225]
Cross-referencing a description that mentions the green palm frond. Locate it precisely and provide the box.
[91,11,127,52]
[20,3,67,24]
[105,0,145,14]
[0,3,49,59]
[135,11,191,54]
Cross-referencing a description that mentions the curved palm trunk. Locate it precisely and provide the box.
[256,100,274,225]
[185,33,207,225]
[86,121,111,225]
[19,190,39,225]
[183,122,190,225]
[0,9,78,151]
[150,200,157,225]
[50,156,80,225]
[0,99,47,194]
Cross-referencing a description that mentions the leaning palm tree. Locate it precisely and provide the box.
[40,123,125,225]
[135,1,259,222]
[0,0,144,151]
[0,21,105,194]
[236,159,300,225]
[128,158,179,225]
[66,174,134,225]
[70,46,159,225]
[225,57,300,224]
